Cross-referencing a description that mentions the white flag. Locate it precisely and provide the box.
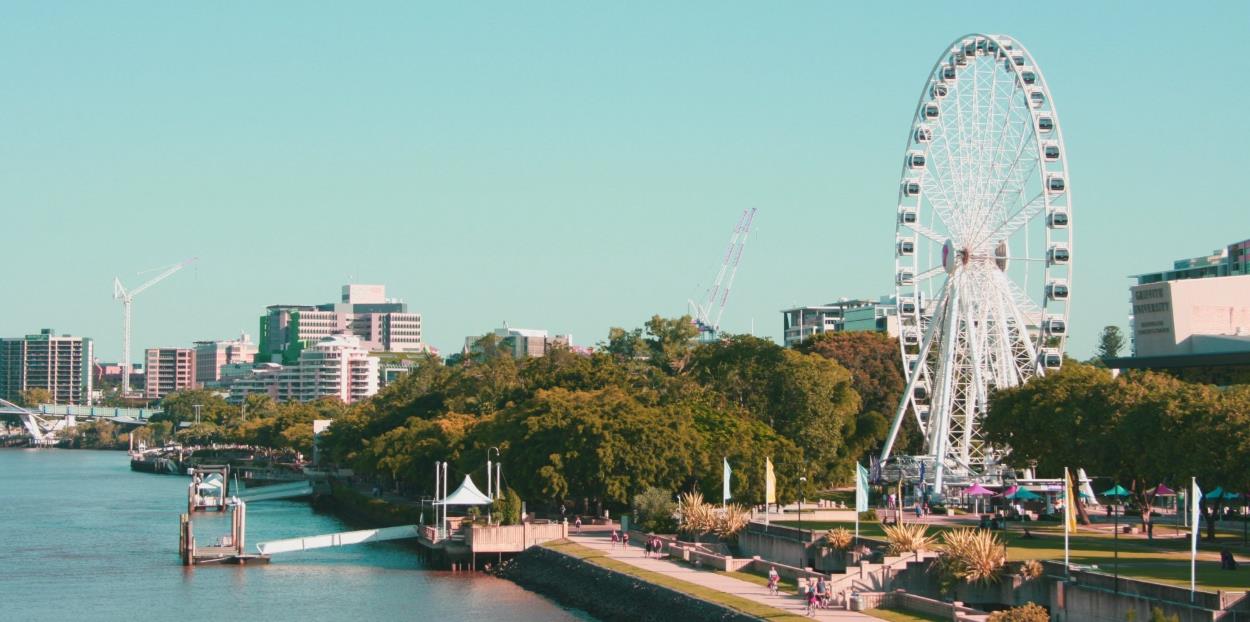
[1190,477,1201,600]
[722,457,732,504]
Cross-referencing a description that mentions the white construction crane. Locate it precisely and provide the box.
[113,257,198,397]
[689,209,756,337]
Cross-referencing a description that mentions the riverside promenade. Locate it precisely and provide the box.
[568,527,873,621]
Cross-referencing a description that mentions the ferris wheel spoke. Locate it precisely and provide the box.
[978,189,1046,246]
[904,221,947,244]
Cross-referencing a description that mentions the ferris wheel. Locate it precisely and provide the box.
[879,34,1072,491]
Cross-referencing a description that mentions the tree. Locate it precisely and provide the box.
[632,487,678,533]
[796,331,919,459]
[493,487,522,525]
[18,388,52,407]
[1096,326,1125,360]
[645,315,699,374]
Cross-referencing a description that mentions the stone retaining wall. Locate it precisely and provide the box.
[499,544,759,622]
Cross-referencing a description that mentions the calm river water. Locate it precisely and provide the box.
[0,449,591,621]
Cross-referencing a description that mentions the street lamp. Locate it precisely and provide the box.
[487,446,501,501]
[193,404,202,426]
[798,476,808,529]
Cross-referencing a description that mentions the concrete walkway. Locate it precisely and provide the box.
[568,528,874,620]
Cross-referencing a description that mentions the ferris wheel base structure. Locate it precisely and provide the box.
[876,34,1073,497]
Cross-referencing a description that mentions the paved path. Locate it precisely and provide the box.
[568,529,873,620]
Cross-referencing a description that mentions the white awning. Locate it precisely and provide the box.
[436,475,493,506]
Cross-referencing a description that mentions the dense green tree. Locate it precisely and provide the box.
[1096,326,1125,361]
[156,390,233,426]
[645,315,699,374]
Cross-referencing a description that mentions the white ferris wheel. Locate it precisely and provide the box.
[879,34,1072,492]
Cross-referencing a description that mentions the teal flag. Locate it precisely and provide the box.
[855,462,870,512]
[722,457,732,503]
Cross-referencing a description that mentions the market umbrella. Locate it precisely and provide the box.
[1153,483,1175,496]
[1008,488,1042,501]
[965,483,994,514]
[1204,486,1224,500]
[1000,485,1019,498]
[1102,484,1131,594]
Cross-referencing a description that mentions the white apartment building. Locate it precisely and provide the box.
[227,335,379,404]
[259,285,423,364]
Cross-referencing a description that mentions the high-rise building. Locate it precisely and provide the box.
[194,334,258,386]
[0,329,94,405]
[258,285,423,364]
[227,335,379,404]
[781,297,902,347]
[144,348,196,399]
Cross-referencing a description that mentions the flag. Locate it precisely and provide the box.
[856,462,870,513]
[722,457,732,504]
[765,458,776,505]
[1190,478,1201,600]
[1064,467,1077,534]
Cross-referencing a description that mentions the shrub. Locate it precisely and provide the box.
[633,487,678,533]
[987,602,1049,622]
[882,521,933,555]
[1017,559,1043,580]
[859,508,878,521]
[932,528,1006,591]
[825,527,853,551]
[1149,607,1180,622]
[491,487,522,525]
[677,490,750,539]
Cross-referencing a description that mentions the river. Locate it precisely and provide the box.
[0,449,591,621]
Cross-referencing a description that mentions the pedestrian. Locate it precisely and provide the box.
[610,530,619,549]
[653,537,663,558]
[574,516,582,534]
[644,537,653,558]
[915,502,923,518]
[622,531,629,549]
[815,577,827,609]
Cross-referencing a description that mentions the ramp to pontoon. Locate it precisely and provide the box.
[256,525,419,555]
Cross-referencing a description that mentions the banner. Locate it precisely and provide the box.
[765,457,776,505]
[1065,467,1077,533]
[1191,478,1201,600]
[722,457,732,504]
[856,462,870,513]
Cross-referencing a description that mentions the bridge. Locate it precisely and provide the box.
[0,399,156,445]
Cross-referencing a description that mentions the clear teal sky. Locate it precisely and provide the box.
[2,2,1247,361]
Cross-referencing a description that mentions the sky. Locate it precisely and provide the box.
[2,1,1248,362]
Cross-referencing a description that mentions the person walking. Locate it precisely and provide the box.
[644,536,653,558]
[621,531,629,551]
[610,530,619,550]
[574,516,582,534]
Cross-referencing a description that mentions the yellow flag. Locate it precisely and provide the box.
[765,457,776,505]
[1065,467,1077,533]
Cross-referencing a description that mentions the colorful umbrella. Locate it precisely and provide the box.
[1008,488,1042,501]
[965,483,995,496]
[1152,483,1175,496]
[1204,486,1224,500]
[1001,485,1019,498]
[1102,484,1131,497]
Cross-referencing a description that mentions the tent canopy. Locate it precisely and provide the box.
[1102,484,1131,497]
[965,483,995,496]
[1007,488,1042,501]
[437,475,493,506]
[1153,483,1175,496]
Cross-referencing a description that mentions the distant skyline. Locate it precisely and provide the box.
[2,2,1248,361]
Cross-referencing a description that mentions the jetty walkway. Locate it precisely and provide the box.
[568,527,873,620]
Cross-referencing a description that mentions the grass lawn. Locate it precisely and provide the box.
[864,607,948,622]
[543,540,809,622]
[774,520,1250,590]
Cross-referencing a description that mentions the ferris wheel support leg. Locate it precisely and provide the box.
[879,286,948,464]
[931,280,962,496]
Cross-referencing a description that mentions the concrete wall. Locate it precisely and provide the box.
[738,522,821,569]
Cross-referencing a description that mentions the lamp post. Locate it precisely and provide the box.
[193,404,202,426]
[487,446,500,500]
[798,476,808,529]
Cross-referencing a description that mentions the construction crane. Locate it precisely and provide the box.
[689,209,756,339]
[113,257,198,397]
